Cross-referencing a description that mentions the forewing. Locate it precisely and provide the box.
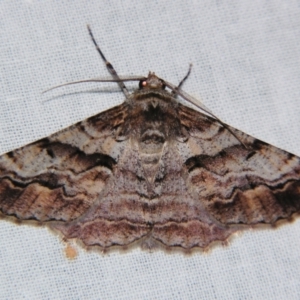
[0,103,128,223]
[178,104,300,226]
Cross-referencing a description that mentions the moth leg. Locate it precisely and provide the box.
[87,25,130,98]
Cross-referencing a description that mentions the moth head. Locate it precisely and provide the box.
[139,72,166,90]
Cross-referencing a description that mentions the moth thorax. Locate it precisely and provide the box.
[139,129,166,153]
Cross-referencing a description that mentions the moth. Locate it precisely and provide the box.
[0,26,299,253]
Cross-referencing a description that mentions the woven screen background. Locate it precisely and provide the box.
[0,1,300,299]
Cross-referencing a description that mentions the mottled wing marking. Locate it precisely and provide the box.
[0,103,128,222]
[1,83,300,252]
[52,141,235,249]
[178,104,300,225]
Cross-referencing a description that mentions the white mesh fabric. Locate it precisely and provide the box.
[1,1,300,299]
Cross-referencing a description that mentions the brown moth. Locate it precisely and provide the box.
[0,26,300,252]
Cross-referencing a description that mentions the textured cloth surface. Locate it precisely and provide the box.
[1,1,300,299]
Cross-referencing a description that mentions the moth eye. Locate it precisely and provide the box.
[139,80,147,89]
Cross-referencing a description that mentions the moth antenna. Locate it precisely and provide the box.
[172,64,193,98]
[164,80,248,149]
[42,79,105,94]
[87,25,130,98]
[42,76,144,94]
